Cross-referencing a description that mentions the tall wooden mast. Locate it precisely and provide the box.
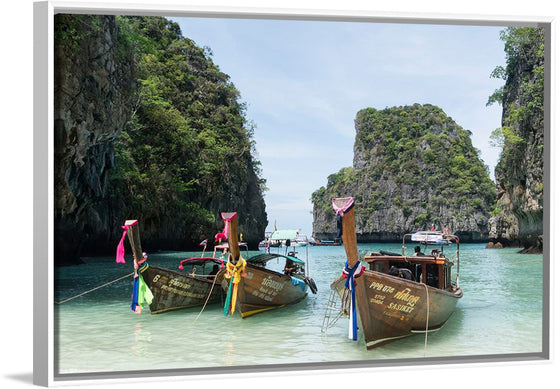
[124,220,143,261]
[332,197,359,267]
[222,212,240,262]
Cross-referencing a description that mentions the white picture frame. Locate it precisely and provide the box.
[27,1,556,387]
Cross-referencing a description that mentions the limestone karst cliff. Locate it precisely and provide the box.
[54,15,267,264]
[487,27,544,252]
[312,104,496,242]
[54,14,136,263]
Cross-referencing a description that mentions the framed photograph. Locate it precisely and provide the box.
[33,1,553,387]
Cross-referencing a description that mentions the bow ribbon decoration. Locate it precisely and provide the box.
[223,257,247,316]
[341,260,364,341]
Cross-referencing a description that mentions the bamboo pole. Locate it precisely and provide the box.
[332,197,359,268]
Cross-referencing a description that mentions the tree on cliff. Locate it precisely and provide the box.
[54,15,267,263]
[311,104,496,242]
[487,27,544,251]
[110,16,267,250]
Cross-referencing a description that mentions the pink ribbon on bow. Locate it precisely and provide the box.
[116,225,129,264]
[332,197,354,216]
[214,212,238,242]
[116,222,135,264]
[214,221,230,242]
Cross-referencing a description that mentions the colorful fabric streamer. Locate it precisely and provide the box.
[332,196,354,216]
[115,221,138,264]
[214,221,230,242]
[342,260,363,341]
[131,271,153,314]
[115,225,130,264]
[291,276,306,291]
[215,213,238,242]
[223,257,247,316]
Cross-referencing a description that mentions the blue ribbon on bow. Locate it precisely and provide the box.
[131,275,139,312]
[344,260,361,341]
[291,276,306,291]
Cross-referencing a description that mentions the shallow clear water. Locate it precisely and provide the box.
[54,244,543,374]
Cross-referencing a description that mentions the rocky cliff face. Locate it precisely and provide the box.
[54,15,135,263]
[54,15,267,264]
[488,28,544,252]
[312,104,496,242]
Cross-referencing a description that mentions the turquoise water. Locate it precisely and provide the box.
[54,244,543,374]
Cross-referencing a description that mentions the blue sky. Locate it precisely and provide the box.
[170,16,506,236]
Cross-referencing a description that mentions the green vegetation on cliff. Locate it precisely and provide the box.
[488,27,544,177]
[54,15,267,261]
[111,16,267,245]
[487,27,544,250]
[312,104,496,241]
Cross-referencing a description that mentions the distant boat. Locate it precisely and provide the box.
[220,212,317,318]
[309,239,342,246]
[294,237,309,247]
[411,230,452,245]
[327,197,463,349]
[260,229,308,250]
[258,239,281,248]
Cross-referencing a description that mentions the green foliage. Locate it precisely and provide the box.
[489,128,504,148]
[326,167,355,187]
[534,183,543,194]
[312,103,497,229]
[490,207,502,217]
[54,14,104,54]
[311,186,327,205]
[414,213,430,226]
[108,16,266,241]
[489,27,544,195]
[488,27,544,108]
[490,126,525,150]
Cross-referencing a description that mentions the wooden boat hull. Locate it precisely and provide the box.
[332,271,462,349]
[142,265,224,314]
[222,263,308,318]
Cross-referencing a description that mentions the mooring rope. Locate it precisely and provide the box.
[191,274,220,325]
[55,272,134,305]
[422,282,430,357]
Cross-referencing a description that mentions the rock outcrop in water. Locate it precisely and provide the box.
[311,104,496,242]
[54,15,267,264]
[487,28,544,252]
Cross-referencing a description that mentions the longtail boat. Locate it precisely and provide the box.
[309,239,342,246]
[116,220,226,314]
[330,197,463,349]
[220,212,317,318]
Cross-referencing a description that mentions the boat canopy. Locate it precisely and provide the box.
[211,242,249,260]
[214,242,248,250]
[247,253,306,265]
[178,257,224,269]
[270,230,300,240]
[411,231,451,245]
